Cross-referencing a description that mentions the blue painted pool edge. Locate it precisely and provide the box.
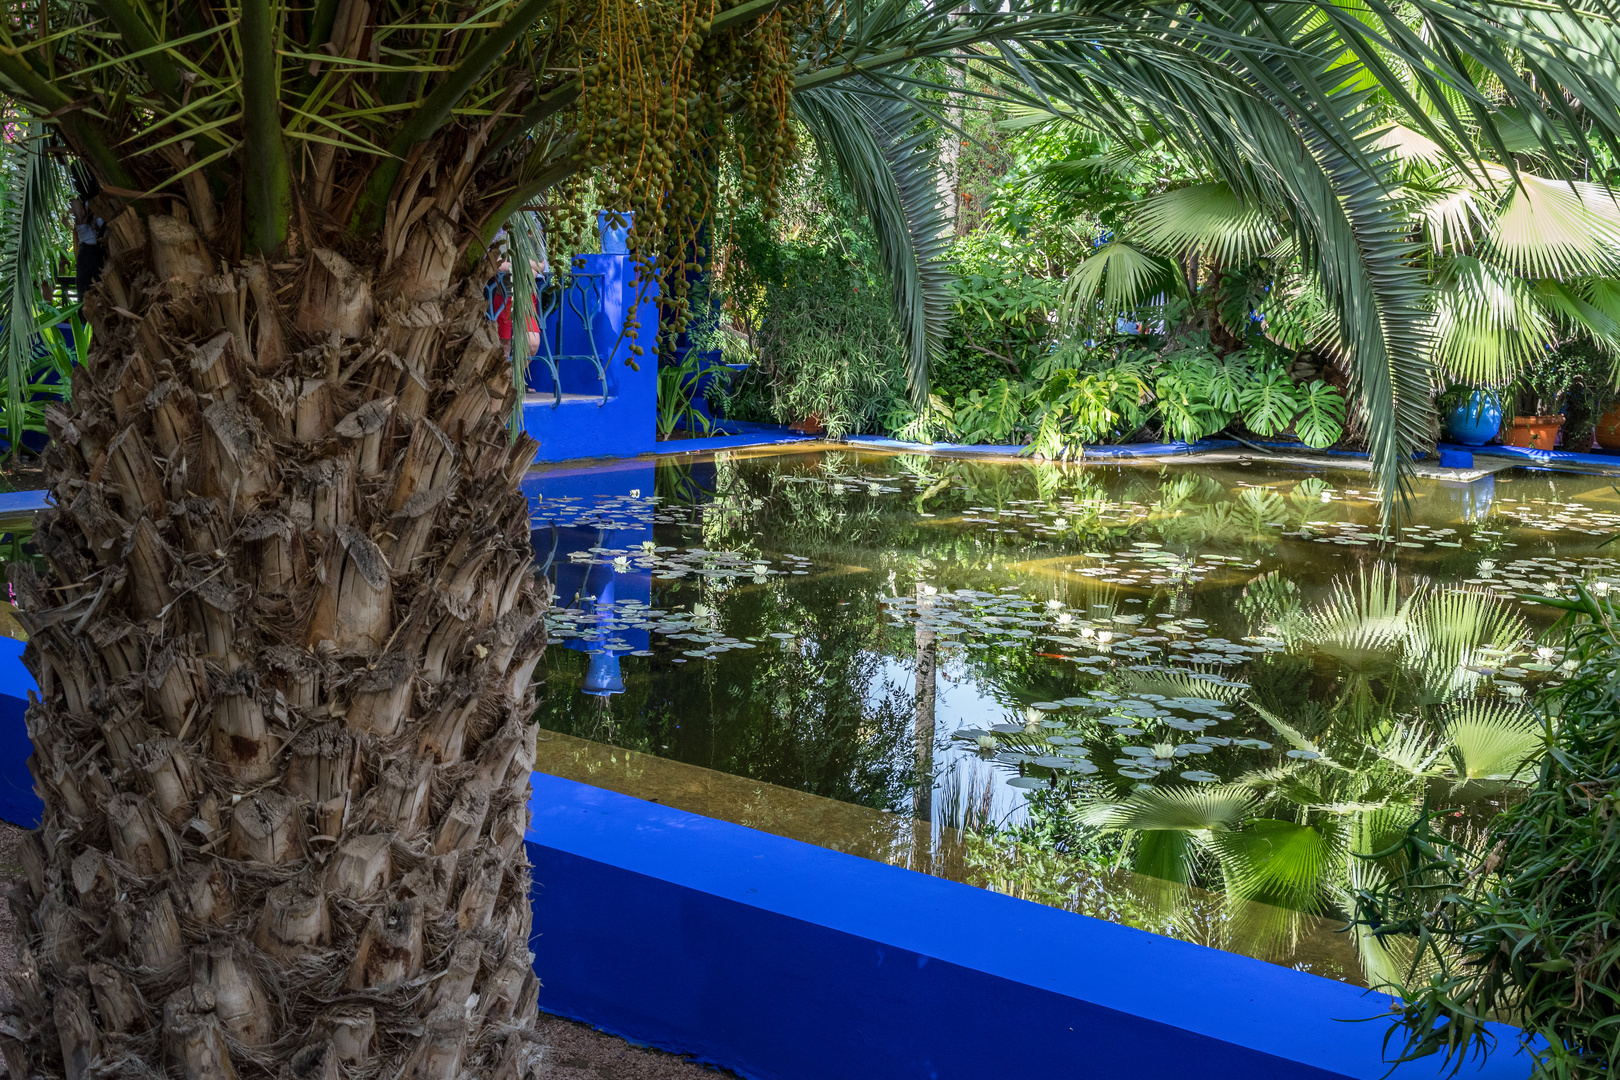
[0,647,1529,1078]
[524,775,1530,1080]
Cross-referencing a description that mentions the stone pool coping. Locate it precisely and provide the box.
[844,433,1620,479]
[0,637,1533,1079]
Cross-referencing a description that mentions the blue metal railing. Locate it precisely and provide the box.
[485,269,611,408]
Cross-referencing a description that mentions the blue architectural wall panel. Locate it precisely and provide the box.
[524,774,1531,1080]
[523,253,658,464]
[0,636,40,827]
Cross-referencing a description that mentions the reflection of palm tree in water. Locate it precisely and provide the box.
[912,581,938,867]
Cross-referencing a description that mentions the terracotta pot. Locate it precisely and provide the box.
[1597,406,1620,450]
[789,414,825,436]
[1504,415,1562,450]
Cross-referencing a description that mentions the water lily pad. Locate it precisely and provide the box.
[1006,776,1047,789]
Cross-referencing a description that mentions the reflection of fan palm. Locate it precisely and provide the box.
[1304,567,1421,667]
[1209,818,1348,911]
[1078,785,1258,884]
[1116,668,1249,705]
[1447,700,1544,780]
[1407,588,1529,700]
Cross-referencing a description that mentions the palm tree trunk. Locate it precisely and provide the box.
[2,200,551,1080]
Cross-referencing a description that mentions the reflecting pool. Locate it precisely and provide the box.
[528,448,1619,985]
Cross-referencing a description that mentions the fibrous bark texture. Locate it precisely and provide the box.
[2,199,550,1080]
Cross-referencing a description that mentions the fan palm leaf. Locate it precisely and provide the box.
[1446,700,1545,780]
[1429,256,1555,387]
[1131,181,1284,265]
[1057,239,1182,328]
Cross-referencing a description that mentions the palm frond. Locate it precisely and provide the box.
[1429,256,1555,387]
[0,124,65,460]
[1057,240,1180,328]
[794,81,951,405]
[1485,172,1620,281]
[1446,699,1544,781]
[1132,181,1282,265]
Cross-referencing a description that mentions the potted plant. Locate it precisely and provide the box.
[1556,338,1618,452]
[1437,384,1504,446]
[1505,357,1574,450]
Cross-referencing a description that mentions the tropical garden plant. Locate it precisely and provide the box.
[0,0,1617,1077]
[1347,583,1620,1078]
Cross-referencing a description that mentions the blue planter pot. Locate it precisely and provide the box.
[1444,392,1502,446]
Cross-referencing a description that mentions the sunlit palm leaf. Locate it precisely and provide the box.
[1429,256,1554,386]
[1132,181,1282,265]
[1485,171,1620,281]
[1446,699,1545,780]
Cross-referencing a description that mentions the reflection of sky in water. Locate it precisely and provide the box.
[529,453,1620,804]
[877,654,1033,832]
[525,451,1620,984]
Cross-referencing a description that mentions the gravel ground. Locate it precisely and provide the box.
[533,1015,739,1079]
[0,821,732,1079]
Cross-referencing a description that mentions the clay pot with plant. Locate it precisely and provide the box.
[1505,360,1574,450]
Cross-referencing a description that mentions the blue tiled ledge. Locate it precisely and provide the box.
[0,642,1533,1079]
[523,775,1532,1080]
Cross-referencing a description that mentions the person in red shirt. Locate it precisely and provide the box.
[490,257,544,355]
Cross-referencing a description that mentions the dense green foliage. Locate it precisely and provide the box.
[1354,588,1620,1079]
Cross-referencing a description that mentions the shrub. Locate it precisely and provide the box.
[1353,585,1620,1079]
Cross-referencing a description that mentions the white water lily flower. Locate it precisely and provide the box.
[613,556,630,570]
[1046,599,1064,610]
[1535,646,1557,662]
[1096,630,1114,643]
[976,735,997,752]
[642,540,657,553]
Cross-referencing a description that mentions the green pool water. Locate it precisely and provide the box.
[530,447,1618,985]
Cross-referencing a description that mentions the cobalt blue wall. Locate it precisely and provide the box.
[524,774,1531,1080]
[523,253,658,463]
[0,637,40,827]
[0,643,1534,1079]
